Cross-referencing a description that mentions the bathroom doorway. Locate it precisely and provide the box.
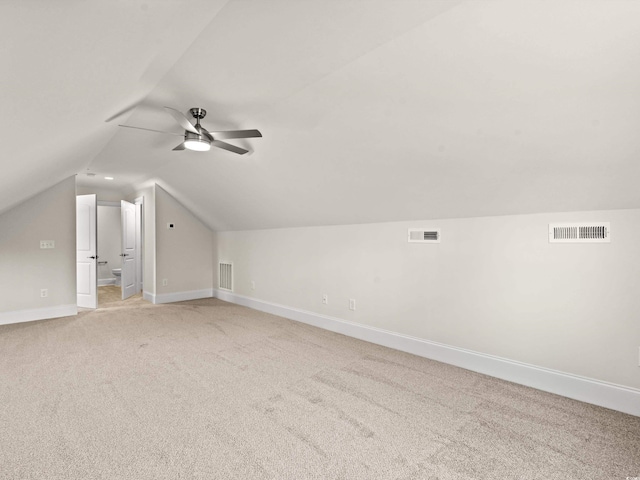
[76,195,143,309]
[96,199,143,307]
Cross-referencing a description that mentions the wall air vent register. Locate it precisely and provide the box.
[408,228,441,243]
[549,223,610,243]
[219,262,233,291]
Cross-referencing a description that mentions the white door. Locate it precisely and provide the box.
[121,200,137,300]
[76,194,97,308]
[135,200,143,294]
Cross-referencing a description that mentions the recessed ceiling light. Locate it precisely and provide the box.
[104,176,114,180]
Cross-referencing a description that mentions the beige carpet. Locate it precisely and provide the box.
[1,296,638,480]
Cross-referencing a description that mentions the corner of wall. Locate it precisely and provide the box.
[154,185,214,301]
[0,176,77,321]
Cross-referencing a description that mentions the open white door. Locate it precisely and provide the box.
[121,200,137,300]
[76,194,97,308]
[135,200,143,294]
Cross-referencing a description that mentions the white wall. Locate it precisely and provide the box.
[96,205,121,282]
[76,185,128,202]
[154,185,213,302]
[0,176,77,322]
[216,208,640,390]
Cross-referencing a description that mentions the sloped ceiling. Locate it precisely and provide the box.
[2,0,640,231]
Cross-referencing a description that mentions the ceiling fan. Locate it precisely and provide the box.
[119,107,262,155]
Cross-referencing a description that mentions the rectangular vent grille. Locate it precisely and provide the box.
[408,228,441,243]
[549,223,610,243]
[219,262,233,291]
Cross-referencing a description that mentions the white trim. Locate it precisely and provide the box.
[98,278,116,286]
[151,288,213,305]
[134,196,143,294]
[0,304,78,326]
[143,291,155,303]
[213,289,640,417]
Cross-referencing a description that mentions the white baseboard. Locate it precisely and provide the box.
[0,304,78,327]
[213,289,640,417]
[98,278,116,286]
[149,288,213,305]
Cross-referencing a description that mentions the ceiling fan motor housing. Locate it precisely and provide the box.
[185,129,209,142]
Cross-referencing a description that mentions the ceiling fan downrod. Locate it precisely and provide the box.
[190,107,206,126]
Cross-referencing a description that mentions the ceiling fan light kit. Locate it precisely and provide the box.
[119,106,262,155]
[184,133,211,151]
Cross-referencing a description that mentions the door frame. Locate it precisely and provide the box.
[76,194,97,309]
[120,200,137,300]
[135,196,144,294]
[77,196,144,307]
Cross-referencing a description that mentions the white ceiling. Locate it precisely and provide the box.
[2,0,640,231]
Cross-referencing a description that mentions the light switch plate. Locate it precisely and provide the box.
[40,240,55,249]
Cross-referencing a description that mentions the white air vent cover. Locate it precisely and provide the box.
[408,228,441,243]
[219,262,233,291]
[549,223,610,243]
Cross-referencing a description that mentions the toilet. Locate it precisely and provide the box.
[112,268,122,286]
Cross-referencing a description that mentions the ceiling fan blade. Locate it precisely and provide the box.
[164,106,199,134]
[118,124,184,137]
[106,102,139,123]
[209,129,262,140]
[200,129,214,142]
[173,142,186,151]
[212,140,249,155]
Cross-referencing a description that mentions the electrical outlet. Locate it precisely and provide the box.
[349,298,356,311]
[322,294,328,305]
[162,279,168,286]
[167,223,175,229]
[251,280,256,290]
[40,289,48,298]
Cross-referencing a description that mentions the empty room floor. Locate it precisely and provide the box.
[1,297,638,479]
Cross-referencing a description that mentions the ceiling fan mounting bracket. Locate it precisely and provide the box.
[190,108,207,120]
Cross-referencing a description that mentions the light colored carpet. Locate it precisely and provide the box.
[1,296,638,479]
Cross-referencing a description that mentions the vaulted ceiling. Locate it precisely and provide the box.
[2,1,640,231]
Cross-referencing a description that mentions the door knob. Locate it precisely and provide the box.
[119,253,130,257]
[88,256,97,259]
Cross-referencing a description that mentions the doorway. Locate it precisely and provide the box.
[75,196,143,308]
